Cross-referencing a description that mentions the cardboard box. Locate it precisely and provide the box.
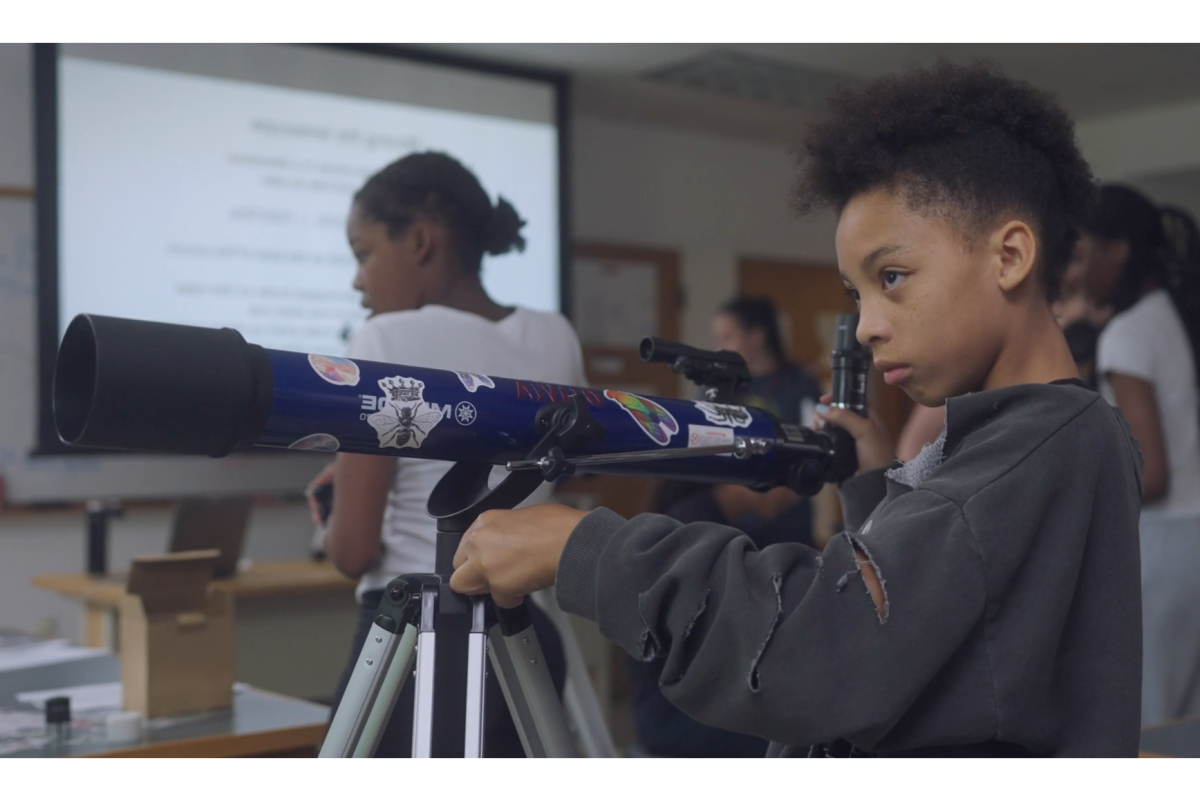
[119,550,234,718]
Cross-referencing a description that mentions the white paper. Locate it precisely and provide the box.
[0,710,45,738]
[0,639,107,672]
[17,682,122,713]
[572,259,659,348]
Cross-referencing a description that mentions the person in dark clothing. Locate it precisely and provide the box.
[624,480,774,757]
[623,298,821,757]
[713,297,823,425]
[712,297,823,549]
[448,61,1144,757]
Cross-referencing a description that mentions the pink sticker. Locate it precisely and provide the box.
[308,354,361,387]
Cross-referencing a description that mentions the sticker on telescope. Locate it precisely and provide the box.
[688,424,735,455]
[604,390,679,446]
[455,401,477,426]
[366,376,449,449]
[308,354,361,387]
[455,372,495,393]
[288,433,341,452]
[693,401,752,428]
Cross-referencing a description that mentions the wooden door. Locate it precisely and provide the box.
[738,257,913,440]
[558,243,683,521]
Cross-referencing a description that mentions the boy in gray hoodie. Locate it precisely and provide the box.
[450,61,1144,757]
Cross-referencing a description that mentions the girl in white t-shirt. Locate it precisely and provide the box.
[1081,184,1200,726]
[308,152,586,756]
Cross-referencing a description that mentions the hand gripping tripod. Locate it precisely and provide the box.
[319,397,605,758]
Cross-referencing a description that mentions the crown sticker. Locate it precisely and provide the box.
[366,375,448,449]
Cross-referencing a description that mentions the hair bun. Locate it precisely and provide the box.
[483,196,527,256]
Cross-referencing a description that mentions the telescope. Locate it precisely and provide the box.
[52,311,871,759]
[53,313,870,496]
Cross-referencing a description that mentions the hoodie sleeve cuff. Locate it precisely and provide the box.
[554,507,627,622]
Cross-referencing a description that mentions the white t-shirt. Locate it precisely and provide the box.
[344,305,588,598]
[1097,289,1200,523]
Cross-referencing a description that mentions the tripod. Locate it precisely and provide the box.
[320,398,607,758]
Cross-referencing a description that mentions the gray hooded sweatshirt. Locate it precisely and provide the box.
[554,380,1144,757]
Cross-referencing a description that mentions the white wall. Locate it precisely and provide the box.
[571,116,839,349]
[1078,96,1200,182]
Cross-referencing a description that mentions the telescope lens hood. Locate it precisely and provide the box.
[53,314,273,457]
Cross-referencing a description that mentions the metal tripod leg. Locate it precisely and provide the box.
[487,603,579,758]
[531,589,617,758]
[319,575,425,758]
[410,582,440,758]
[352,624,417,757]
[463,596,489,758]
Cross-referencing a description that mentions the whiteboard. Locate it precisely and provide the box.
[0,194,324,503]
[0,44,322,503]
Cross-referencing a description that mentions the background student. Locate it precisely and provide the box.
[709,297,823,547]
[626,297,818,757]
[1079,185,1200,726]
[309,151,588,756]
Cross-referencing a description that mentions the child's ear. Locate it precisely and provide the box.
[409,220,435,267]
[992,220,1038,293]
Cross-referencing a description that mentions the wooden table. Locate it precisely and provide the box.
[0,654,328,757]
[33,560,359,701]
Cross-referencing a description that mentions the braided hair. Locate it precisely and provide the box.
[353,151,526,274]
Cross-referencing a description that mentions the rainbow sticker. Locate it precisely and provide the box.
[289,433,340,452]
[308,354,361,387]
[604,390,679,446]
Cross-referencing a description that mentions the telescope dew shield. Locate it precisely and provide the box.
[54,314,274,456]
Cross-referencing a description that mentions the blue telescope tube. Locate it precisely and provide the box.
[53,314,789,488]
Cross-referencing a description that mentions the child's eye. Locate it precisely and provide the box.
[843,285,861,305]
[881,270,906,290]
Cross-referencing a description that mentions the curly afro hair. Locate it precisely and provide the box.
[795,60,1096,300]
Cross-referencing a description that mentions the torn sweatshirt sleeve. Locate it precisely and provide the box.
[555,487,988,750]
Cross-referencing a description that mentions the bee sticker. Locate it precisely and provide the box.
[366,376,448,449]
[308,354,361,386]
[455,372,496,393]
[693,401,753,428]
[289,433,340,452]
[604,390,679,446]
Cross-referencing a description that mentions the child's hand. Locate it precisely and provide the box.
[305,462,336,526]
[814,394,897,474]
[450,504,587,608]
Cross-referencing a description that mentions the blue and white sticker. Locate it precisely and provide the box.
[289,433,341,452]
[455,372,495,393]
[693,401,752,428]
[455,401,477,426]
[365,376,449,449]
